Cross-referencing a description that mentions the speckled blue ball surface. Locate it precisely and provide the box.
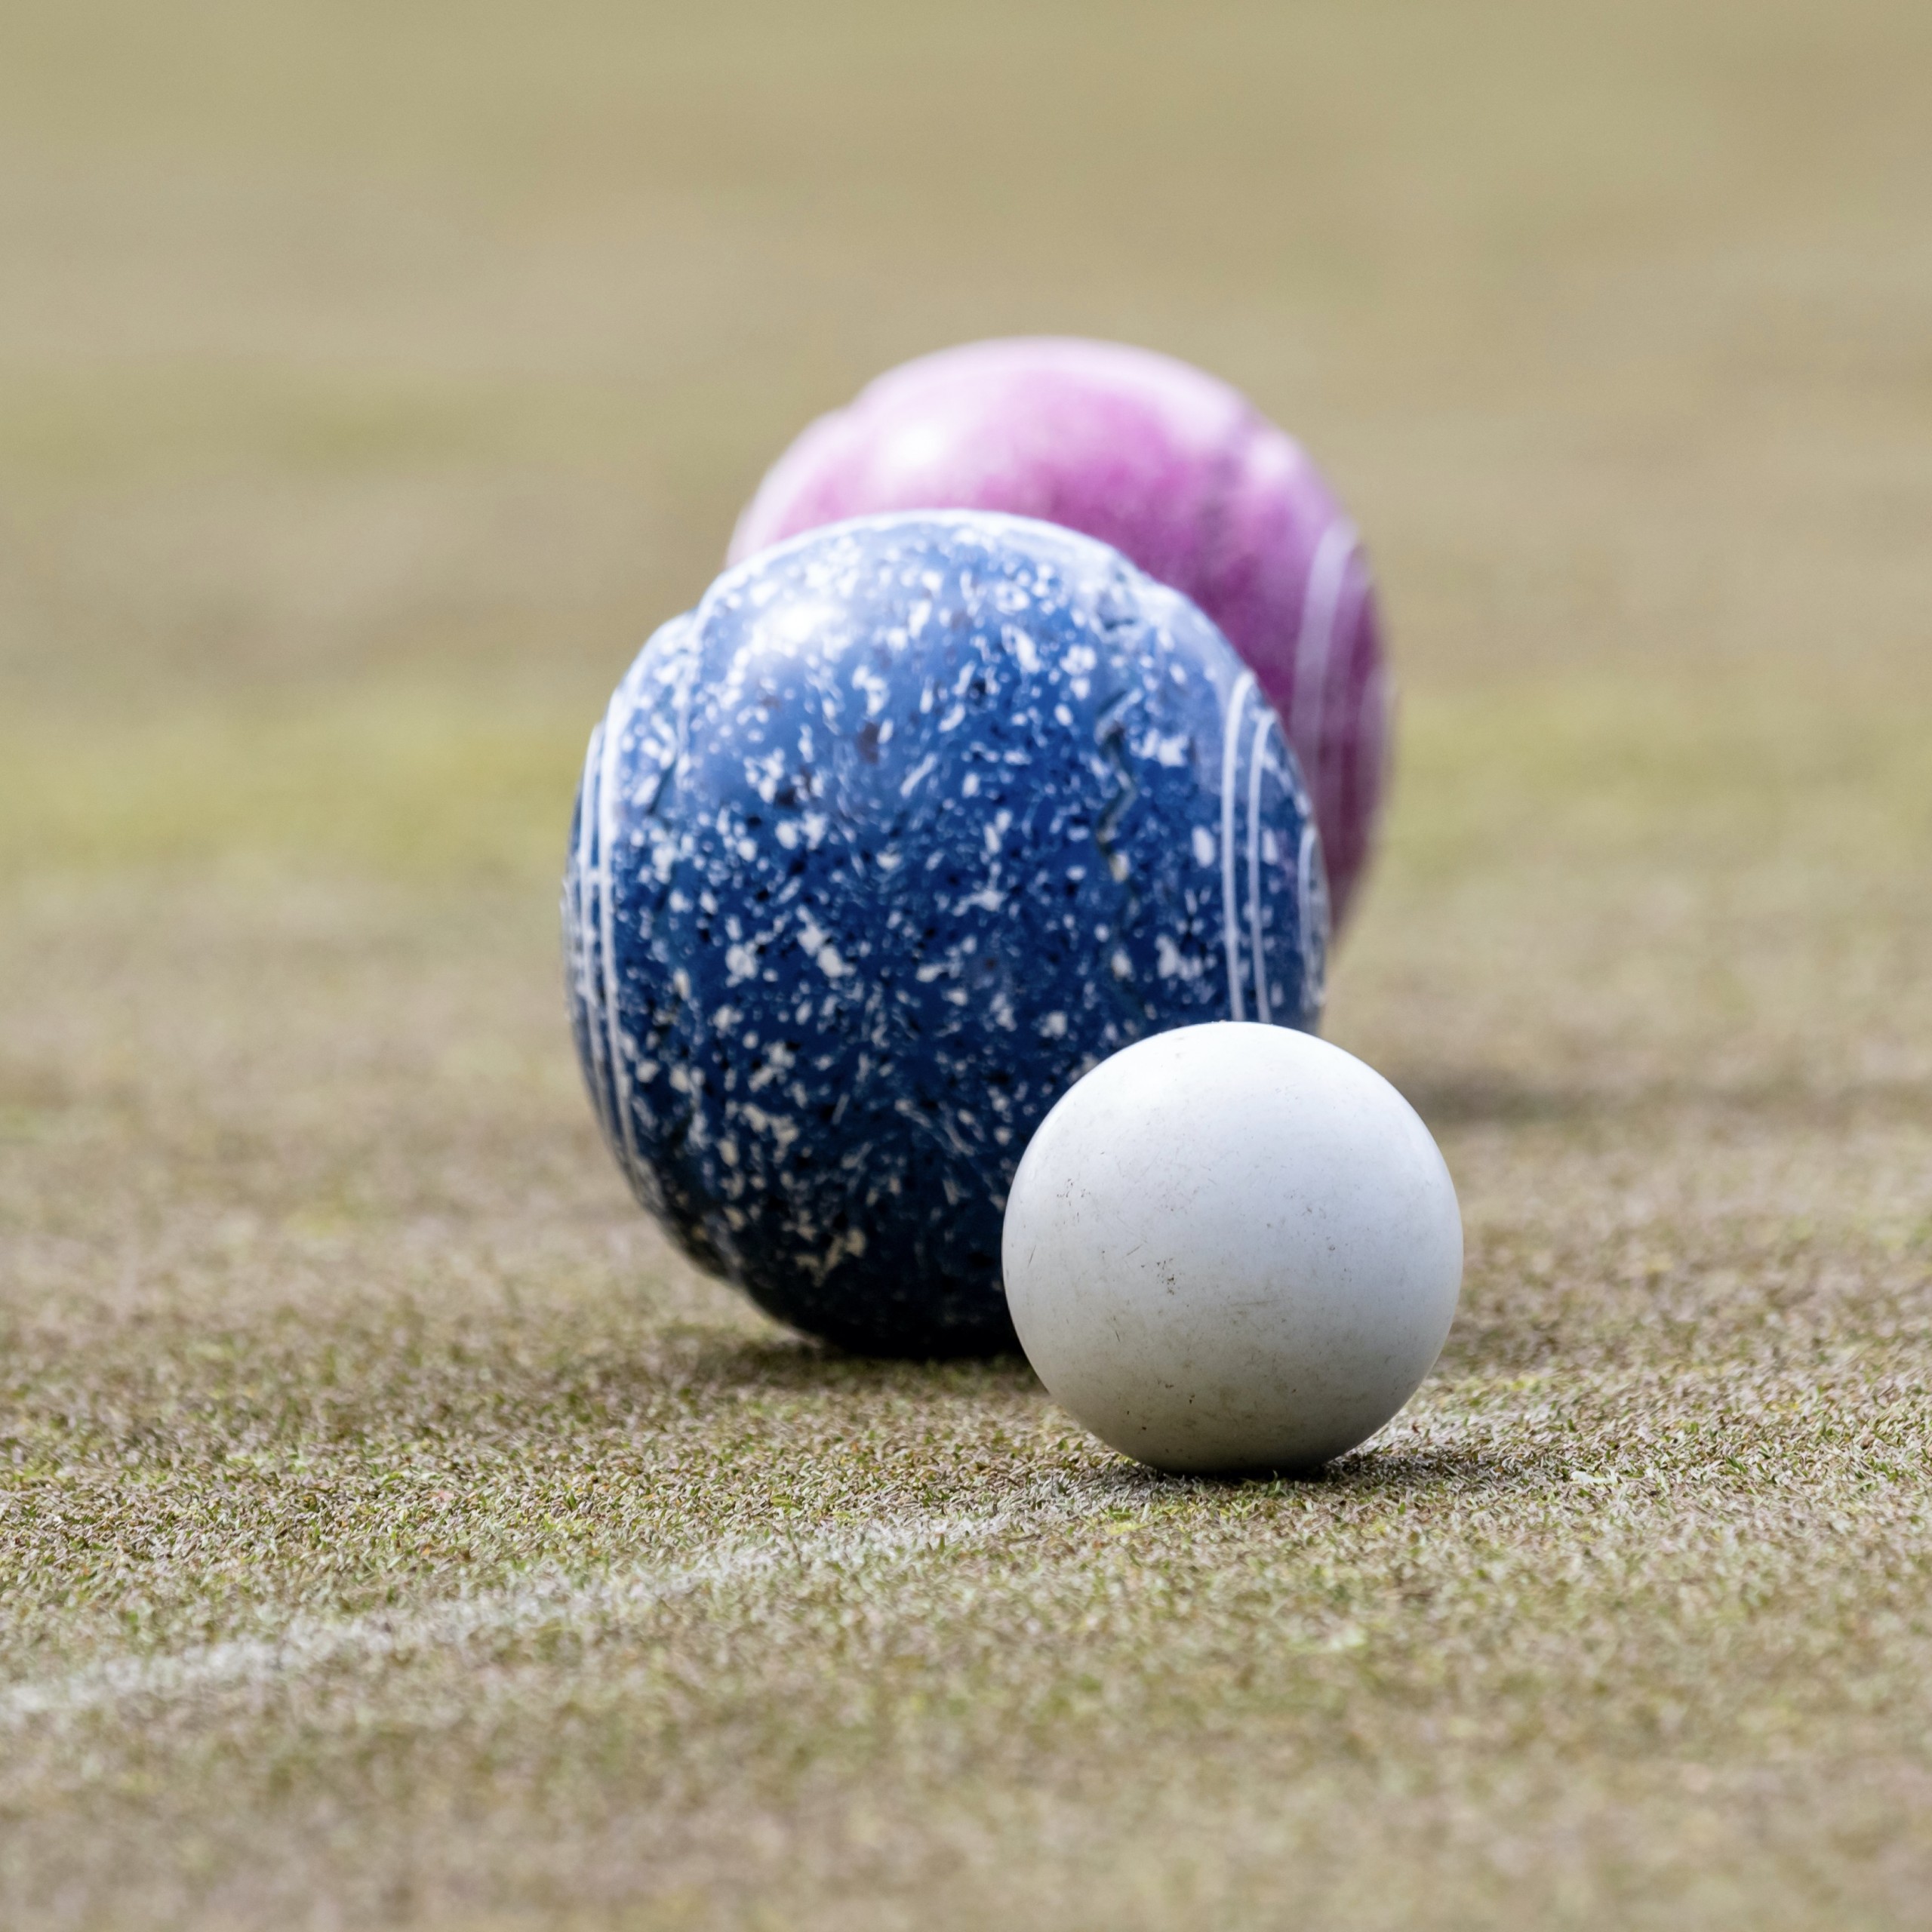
[565,512,1328,1356]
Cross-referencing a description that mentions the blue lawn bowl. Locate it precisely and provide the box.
[565,512,1328,1356]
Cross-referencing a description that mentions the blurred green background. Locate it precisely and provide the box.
[5,0,1927,886]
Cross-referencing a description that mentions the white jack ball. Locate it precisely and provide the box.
[1002,1023,1462,1474]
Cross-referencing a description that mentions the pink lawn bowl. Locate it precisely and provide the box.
[729,337,1390,929]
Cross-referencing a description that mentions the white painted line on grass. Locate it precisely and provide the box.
[0,1485,1107,1730]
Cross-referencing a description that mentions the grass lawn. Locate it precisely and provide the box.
[2,2,1930,1925]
